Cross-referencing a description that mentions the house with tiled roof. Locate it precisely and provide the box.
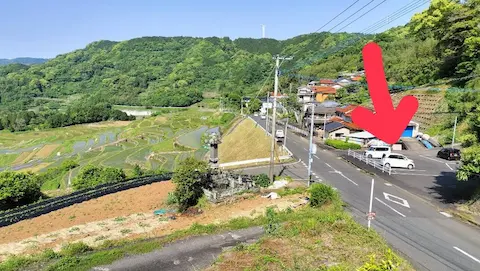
[312,86,336,102]
[317,104,362,139]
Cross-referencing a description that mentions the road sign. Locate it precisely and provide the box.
[367,212,376,221]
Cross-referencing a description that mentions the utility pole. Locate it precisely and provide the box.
[451,115,458,149]
[241,97,244,116]
[307,103,315,187]
[323,113,327,141]
[368,178,375,230]
[269,55,292,183]
[284,117,289,148]
[266,93,269,133]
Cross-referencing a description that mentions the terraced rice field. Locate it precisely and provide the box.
[0,108,230,191]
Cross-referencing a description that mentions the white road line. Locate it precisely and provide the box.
[304,148,309,152]
[312,172,317,176]
[445,163,453,171]
[375,197,406,218]
[338,172,359,186]
[453,246,480,264]
[385,183,392,186]
[324,163,358,186]
[391,173,442,177]
[440,212,452,218]
[314,155,320,159]
[392,168,427,172]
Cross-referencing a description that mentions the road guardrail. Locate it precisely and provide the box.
[347,149,392,175]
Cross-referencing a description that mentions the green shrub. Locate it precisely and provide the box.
[325,139,361,150]
[254,174,271,188]
[357,249,401,271]
[265,207,280,235]
[59,242,92,257]
[309,183,340,207]
[166,192,178,205]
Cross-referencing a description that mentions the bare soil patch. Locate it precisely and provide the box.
[0,187,304,261]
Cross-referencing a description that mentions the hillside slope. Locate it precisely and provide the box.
[0,33,362,111]
[0,57,48,66]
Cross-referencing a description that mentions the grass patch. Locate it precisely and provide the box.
[219,118,287,163]
[325,139,362,150]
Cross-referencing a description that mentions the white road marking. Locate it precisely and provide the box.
[440,212,452,218]
[383,192,410,208]
[392,168,427,172]
[391,173,442,177]
[375,197,406,218]
[304,148,309,152]
[325,163,358,186]
[385,183,392,186]
[453,246,480,264]
[314,155,320,159]
[312,172,317,176]
[419,154,456,165]
[445,163,453,171]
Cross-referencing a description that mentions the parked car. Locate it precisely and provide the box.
[275,130,285,138]
[260,115,266,119]
[364,146,391,159]
[382,153,415,169]
[436,148,461,161]
[254,112,259,116]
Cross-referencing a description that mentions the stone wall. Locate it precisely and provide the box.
[203,170,259,203]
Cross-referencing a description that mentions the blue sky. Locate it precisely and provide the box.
[0,0,429,59]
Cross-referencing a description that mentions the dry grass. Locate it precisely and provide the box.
[34,144,60,159]
[18,163,51,173]
[219,119,287,163]
[84,121,132,128]
[207,206,414,271]
[12,152,31,165]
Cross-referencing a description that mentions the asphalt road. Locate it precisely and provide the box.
[93,227,264,271]
[249,115,480,271]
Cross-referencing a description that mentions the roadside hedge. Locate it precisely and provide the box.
[325,139,361,150]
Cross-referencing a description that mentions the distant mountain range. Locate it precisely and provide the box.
[0,57,48,65]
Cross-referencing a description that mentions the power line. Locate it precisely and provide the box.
[327,0,377,32]
[335,0,389,33]
[312,0,362,33]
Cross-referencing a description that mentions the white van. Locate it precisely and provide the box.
[364,146,391,159]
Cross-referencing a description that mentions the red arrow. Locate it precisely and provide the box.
[351,42,419,145]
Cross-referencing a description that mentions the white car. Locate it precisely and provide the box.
[275,130,285,138]
[364,146,391,159]
[260,115,266,119]
[382,153,415,169]
[254,112,259,116]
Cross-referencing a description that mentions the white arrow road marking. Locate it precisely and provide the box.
[453,246,480,264]
[383,192,410,208]
[375,197,406,218]
[325,163,358,186]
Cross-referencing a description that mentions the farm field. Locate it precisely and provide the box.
[0,108,235,191]
[0,181,303,261]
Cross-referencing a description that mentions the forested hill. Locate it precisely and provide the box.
[1,0,479,112]
[0,57,48,66]
[0,33,362,111]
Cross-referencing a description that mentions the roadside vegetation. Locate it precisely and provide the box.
[325,139,362,150]
[0,181,412,271]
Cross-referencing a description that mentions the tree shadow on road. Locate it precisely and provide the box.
[429,171,480,204]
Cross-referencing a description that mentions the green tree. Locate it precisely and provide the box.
[172,157,210,212]
[248,98,262,113]
[133,164,144,177]
[72,165,126,190]
[0,171,42,208]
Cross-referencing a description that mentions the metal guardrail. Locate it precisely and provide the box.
[347,149,392,175]
[0,174,173,227]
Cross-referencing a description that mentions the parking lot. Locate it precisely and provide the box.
[346,148,461,207]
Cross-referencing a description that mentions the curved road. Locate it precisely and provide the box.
[249,115,480,271]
